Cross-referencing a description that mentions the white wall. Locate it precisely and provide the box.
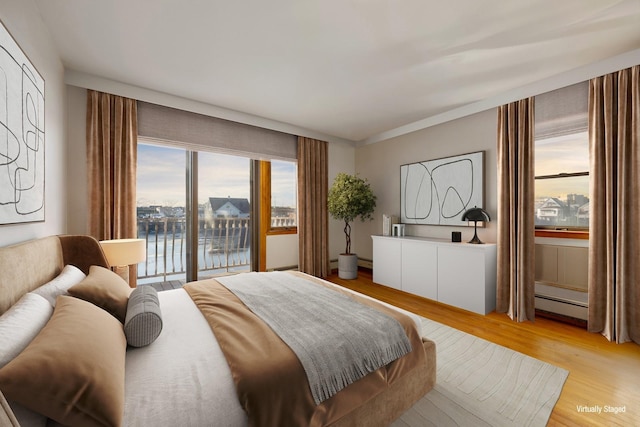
[0,0,67,246]
[328,141,356,260]
[266,234,298,270]
[352,109,498,260]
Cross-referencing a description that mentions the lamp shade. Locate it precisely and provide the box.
[100,239,146,267]
[461,207,491,222]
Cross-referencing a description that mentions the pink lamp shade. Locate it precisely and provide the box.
[99,239,146,267]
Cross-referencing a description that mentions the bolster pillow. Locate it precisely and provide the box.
[124,285,163,347]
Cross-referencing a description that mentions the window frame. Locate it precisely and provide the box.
[534,82,590,239]
[259,160,298,236]
[136,140,258,281]
[534,155,590,237]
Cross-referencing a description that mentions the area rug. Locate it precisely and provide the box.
[392,317,569,427]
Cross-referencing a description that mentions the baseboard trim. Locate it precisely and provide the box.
[536,309,588,329]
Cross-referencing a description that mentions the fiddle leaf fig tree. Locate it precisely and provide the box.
[328,173,377,255]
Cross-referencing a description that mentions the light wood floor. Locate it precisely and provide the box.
[327,270,640,427]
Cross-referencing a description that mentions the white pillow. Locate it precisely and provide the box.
[0,293,53,369]
[31,265,86,307]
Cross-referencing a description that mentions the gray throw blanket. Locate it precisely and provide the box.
[216,272,412,404]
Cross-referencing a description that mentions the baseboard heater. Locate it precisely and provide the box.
[534,282,588,321]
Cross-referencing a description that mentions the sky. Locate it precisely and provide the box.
[535,132,589,200]
[136,143,296,208]
[137,132,584,209]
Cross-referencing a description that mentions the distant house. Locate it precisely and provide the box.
[205,197,250,220]
[536,198,568,224]
[576,202,590,226]
[137,206,159,218]
[157,206,185,218]
[567,194,588,208]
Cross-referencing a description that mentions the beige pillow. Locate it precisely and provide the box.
[68,265,132,323]
[0,295,126,427]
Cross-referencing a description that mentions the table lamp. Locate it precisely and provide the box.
[461,207,491,244]
[99,238,146,287]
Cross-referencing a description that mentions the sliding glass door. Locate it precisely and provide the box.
[136,143,188,284]
[197,152,252,279]
[136,142,253,285]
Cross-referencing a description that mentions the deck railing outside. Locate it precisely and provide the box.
[270,217,296,228]
[137,217,251,283]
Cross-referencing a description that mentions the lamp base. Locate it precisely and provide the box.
[468,226,484,244]
[112,265,134,287]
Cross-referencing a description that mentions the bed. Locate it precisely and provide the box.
[0,235,436,427]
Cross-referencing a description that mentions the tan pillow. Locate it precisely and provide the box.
[0,295,126,427]
[68,265,132,323]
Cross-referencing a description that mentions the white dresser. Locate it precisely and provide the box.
[372,235,497,315]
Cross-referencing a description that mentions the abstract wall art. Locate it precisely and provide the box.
[0,19,45,225]
[400,151,484,226]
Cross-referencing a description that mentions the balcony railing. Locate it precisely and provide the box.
[137,217,251,283]
[271,217,296,228]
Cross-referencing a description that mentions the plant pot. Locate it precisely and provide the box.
[338,253,358,279]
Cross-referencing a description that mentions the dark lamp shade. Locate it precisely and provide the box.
[461,207,491,222]
[461,207,490,244]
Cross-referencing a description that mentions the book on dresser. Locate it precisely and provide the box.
[382,215,398,236]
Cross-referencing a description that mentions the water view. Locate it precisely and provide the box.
[137,217,251,284]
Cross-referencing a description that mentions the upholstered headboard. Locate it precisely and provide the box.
[0,235,109,315]
[0,235,111,426]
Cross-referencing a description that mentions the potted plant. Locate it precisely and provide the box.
[328,173,376,279]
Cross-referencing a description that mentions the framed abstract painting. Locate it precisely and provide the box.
[400,151,484,226]
[0,19,45,224]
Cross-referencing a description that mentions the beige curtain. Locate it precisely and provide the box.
[86,90,138,285]
[297,137,329,278]
[496,98,536,322]
[588,65,640,344]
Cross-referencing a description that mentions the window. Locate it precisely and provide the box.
[136,142,253,284]
[198,152,252,274]
[136,143,187,283]
[259,160,297,236]
[137,142,300,282]
[136,102,299,276]
[534,132,589,229]
[534,82,589,233]
[269,160,297,232]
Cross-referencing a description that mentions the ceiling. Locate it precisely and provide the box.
[35,0,640,144]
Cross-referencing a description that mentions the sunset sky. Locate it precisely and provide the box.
[136,143,296,208]
[137,133,587,209]
[535,132,589,200]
